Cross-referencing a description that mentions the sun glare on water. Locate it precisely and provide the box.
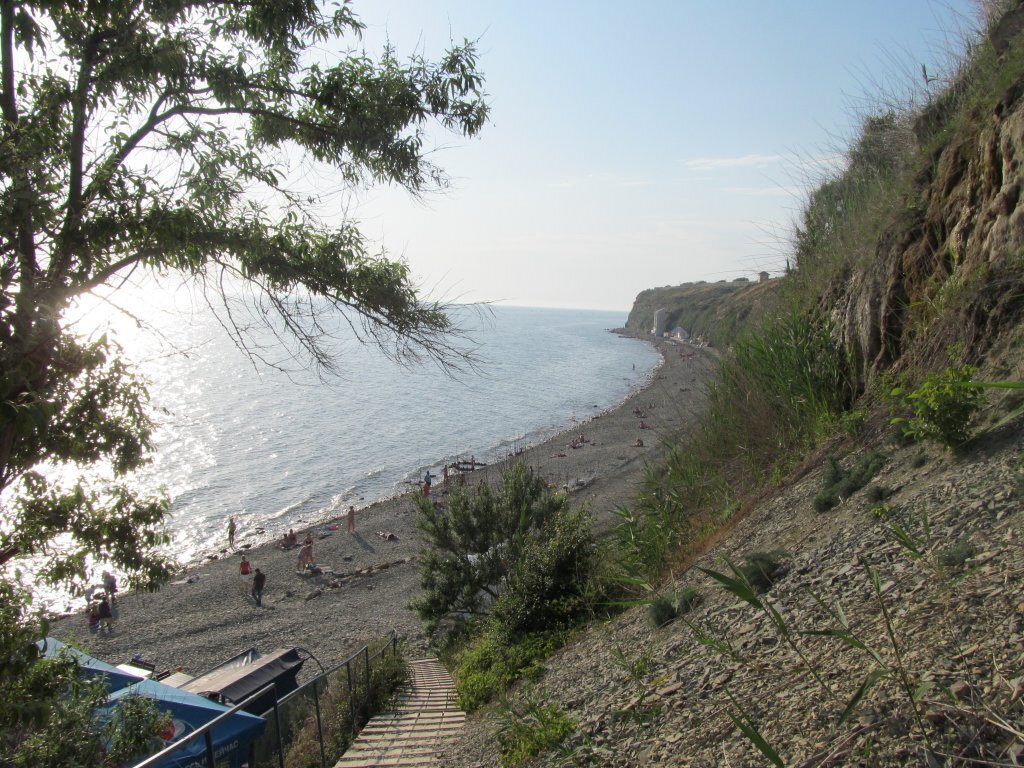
[63,275,204,360]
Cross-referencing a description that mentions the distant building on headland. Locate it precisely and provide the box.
[758,271,771,283]
[651,308,668,337]
[670,327,690,341]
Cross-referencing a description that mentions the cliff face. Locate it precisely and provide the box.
[832,70,1024,388]
[624,278,781,347]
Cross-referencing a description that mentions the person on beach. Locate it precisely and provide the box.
[240,555,252,577]
[251,568,266,606]
[87,601,100,633]
[227,516,236,549]
[347,506,356,534]
[287,529,297,548]
[422,471,434,497]
[97,594,113,631]
[297,536,313,571]
[102,570,118,602]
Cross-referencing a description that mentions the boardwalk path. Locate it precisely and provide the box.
[335,659,465,767]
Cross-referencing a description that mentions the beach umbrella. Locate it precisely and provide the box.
[38,637,144,693]
[104,678,265,768]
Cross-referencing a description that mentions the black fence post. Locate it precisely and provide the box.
[312,678,326,768]
[204,730,215,768]
[272,697,285,768]
[363,645,370,701]
[346,660,356,736]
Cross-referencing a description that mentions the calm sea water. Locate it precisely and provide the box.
[111,303,661,567]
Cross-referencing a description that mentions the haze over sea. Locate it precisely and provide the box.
[99,302,661,568]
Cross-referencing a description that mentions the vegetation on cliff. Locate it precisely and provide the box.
[446,2,1024,765]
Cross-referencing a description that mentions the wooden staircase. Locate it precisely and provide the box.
[334,658,465,767]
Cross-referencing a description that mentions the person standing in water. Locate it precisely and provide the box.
[227,516,236,549]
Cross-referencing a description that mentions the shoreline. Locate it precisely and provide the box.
[187,329,666,571]
[51,336,717,677]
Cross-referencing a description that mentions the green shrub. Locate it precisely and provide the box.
[865,484,892,503]
[648,586,701,628]
[890,365,984,449]
[936,536,976,570]
[813,450,887,512]
[412,461,565,634]
[454,630,565,712]
[739,551,789,593]
[497,697,575,767]
[491,507,594,636]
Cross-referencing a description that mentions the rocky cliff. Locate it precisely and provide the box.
[624,278,781,348]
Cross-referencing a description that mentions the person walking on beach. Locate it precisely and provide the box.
[102,570,118,602]
[347,505,356,534]
[97,594,113,631]
[227,516,236,549]
[251,568,266,606]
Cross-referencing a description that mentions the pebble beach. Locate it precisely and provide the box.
[52,336,717,679]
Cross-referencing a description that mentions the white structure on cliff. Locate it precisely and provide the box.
[651,308,668,337]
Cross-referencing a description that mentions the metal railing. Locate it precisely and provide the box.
[129,630,401,768]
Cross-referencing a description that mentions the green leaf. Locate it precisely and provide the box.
[839,669,889,725]
[800,628,868,652]
[913,680,936,703]
[698,565,763,611]
[726,690,784,767]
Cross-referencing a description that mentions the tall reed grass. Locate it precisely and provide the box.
[618,310,853,578]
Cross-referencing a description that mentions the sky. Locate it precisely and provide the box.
[331,2,981,312]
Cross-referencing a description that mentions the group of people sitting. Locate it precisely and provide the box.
[277,529,298,550]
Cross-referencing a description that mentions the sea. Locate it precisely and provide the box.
[79,299,662,572]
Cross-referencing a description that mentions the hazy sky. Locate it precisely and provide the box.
[341,1,979,312]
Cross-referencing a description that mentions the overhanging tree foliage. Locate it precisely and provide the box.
[0,0,487,760]
[0,0,488,587]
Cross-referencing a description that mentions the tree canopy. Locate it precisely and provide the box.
[0,0,488,589]
[412,461,569,633]
[0,1,487,760]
